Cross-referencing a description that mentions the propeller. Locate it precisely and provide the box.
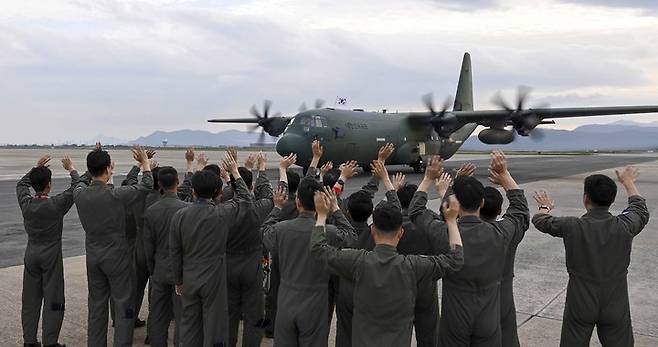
[491,86,545,139]
[298,99,326,113]
[208,100,290,139]
[421,93,457,138]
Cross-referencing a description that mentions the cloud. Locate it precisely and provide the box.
[558,0,658,11]
[0,0,658,144]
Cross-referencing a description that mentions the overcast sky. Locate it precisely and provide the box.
[1,0,658,144]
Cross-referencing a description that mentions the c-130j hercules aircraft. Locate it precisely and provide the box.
[209,53,658,172]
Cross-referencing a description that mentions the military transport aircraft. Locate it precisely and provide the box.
[208,53,658,172]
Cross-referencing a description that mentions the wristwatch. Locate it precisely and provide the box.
[538,205,551,212]
[336,179,345,186]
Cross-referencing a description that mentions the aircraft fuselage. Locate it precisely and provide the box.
[275,108,477,169]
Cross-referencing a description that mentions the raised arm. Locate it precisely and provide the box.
[531,191,572,238]
[308,140,323,177]
[310,190,364,281]
[121,165,141,186]
[254,152,273,200]
[16,170,34,213]
[322,187,357,247]
[17,155,52,212]
[488,151,530,242]
[411,196,464,282]
[112,147,153,205]
[52,156,80,215]
[371,159,400,210]
[218,153,253,226]
[261,187,287,253]
[615,166,650,236]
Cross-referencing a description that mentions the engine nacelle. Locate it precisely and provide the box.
[478,128,515,145]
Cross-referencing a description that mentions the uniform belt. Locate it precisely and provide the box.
[281,279,328,292]
[442,279,501,293]
[568,269,627,284]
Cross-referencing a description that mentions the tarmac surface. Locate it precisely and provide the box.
[0,153,657,345]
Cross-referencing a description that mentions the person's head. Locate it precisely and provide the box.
[347,191,373,223]
[371,201,404,245]
[29,166,52,194]
[287,170,300,196]
[452,176,485,214]
[192,170,220,199]
[202,164,224,198]
[230,167,253,191]
[481,186,503,221]
[151,166,161,191]
[322,169,341,188]
[583,174,617,208]
[86,149,112,180]
[158,166,179,192]
[397,184,418,209]
[296,177,323,211]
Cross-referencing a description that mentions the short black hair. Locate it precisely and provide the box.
[452,176,484,212]
[481,186,503,221]
[87,149,112,177]
[297,177,323,211]
[322,169,341,188]
[287,170,300,194]
[231,167,253,190]
[397,184,418,209]
[29,166,52,192]
[584,174,617,207]
[347,191,373,222]
[151,166,161,191]
[192,170,219,199]
[372,201,403,234]
[158,166,178,190]
[202,164,224,195]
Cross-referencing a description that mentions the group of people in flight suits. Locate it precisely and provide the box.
[16,139,649,347]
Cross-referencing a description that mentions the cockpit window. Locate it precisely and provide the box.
[300,115,327,131]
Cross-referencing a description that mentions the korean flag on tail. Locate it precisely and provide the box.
[336,97,347,105]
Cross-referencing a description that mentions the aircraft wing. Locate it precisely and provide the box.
[207,118,259,123]
[451,106,658,125]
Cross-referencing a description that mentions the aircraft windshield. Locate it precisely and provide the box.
[298,115,328,132]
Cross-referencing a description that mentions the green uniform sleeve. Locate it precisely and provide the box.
[326,210,357,247]
[617,195,650,237]
[409,191,449,253]
[16,171,33,213]
[385,189,401,210]
[218,178,253,227]
[261,207,283,253]
[360,176,380,199]
[411,245,464,283]
[121,165,141,186]
[310,225,364,281]
[112,171,154,206]
[497,189,530,245]
[52,170,80,215]
[177,171,193,201]
[532,213,574,238]
[254,170,273,200]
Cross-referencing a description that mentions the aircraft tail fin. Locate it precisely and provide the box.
[454,52,473,112]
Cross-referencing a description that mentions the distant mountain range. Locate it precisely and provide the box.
[86,120,658,151]
[461,120,658,151]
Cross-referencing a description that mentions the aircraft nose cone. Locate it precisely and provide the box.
[276,134,301,157]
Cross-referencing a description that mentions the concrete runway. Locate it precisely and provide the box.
[0,153,657,346]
